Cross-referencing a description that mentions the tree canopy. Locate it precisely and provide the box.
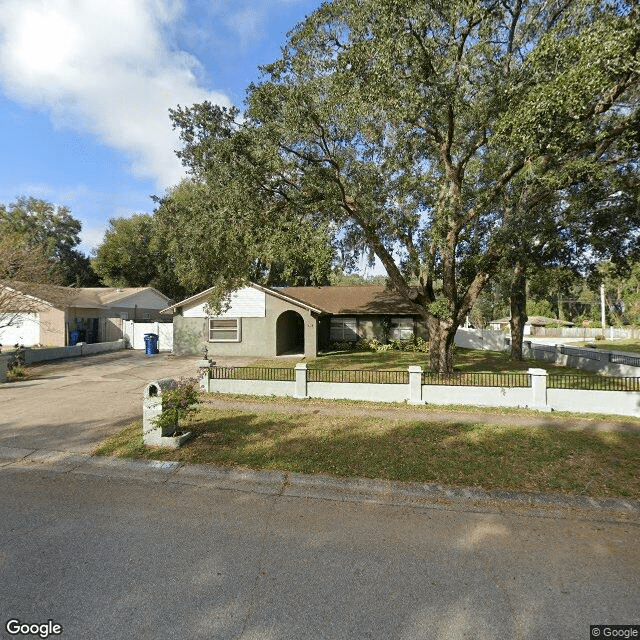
[153,177,336,309]
[171,0,639,371]
[0,233,62,331]
[91,213,188,301]
[0,197,99,286]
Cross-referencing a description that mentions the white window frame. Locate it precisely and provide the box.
[208,317,242,343]
[391,317,414,341]
[330,316,358,342]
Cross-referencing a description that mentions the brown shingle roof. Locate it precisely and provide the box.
[277,285,419,315]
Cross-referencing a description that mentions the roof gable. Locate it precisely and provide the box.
[162,283,324,315]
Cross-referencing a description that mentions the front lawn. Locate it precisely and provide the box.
[249,347,600,378]
[94,406,640,498]
[576,339,640,354]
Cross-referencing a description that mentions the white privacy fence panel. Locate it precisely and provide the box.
[0,313,40,346]
[122,320,173,351]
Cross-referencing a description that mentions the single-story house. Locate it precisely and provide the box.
[162,283,428,358]
[0,281,172,347]
[489,316,575,335]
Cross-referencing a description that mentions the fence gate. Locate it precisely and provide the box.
[122,320,173,351]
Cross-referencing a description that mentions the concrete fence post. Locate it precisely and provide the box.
[294,363,308,398]
[528,368,551,412]
[0,355,8,383]
[408,366,423,404]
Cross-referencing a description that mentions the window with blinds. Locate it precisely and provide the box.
[209,318,241,342]
[330,317,358,342]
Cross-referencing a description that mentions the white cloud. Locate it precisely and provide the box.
[0,0,231,189]
[224,7,266,50]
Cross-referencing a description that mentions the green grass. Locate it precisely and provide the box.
[200,391,638,422]
[247,348,610,380]
[94,407,640,499]
[576,339,640,354]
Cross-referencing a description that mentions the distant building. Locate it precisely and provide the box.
[0,281,172,346]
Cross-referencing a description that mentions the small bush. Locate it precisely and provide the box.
[7,365,25,380]
[154,378,199,437]
[8,344,25,369]
[354,339,375,352]
[329,341,357,351]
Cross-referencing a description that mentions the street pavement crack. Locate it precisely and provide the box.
[234,472,290,639]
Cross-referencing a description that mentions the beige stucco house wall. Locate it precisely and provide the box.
[166,283,430,358]
[167,284,321,358]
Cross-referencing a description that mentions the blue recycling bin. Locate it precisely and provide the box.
[143,333,159,355]
[69,330,80,346]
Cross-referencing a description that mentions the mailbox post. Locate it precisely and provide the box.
[143,378,193,448]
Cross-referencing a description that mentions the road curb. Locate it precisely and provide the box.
[1,445,639,517]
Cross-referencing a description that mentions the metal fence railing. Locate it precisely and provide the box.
[548,375,640,391]
[531,344,557,354]
[209,366,295,381]
[561,346,600,360]
[610,353,640,367]
[307,369,409,384]
[421,372,531,387]
[208,366,640,393]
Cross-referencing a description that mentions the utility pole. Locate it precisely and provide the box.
[600,283,606,338]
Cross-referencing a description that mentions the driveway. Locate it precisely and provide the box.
[0,350,253,453]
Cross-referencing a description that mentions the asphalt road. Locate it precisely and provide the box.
[2,350,639,639]
[1,459,638,640]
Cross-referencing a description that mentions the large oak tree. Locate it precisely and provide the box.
[172,0,638,371]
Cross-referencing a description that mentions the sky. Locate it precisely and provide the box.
[0,0,323,256]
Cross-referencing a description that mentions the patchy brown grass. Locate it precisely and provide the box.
[94,407,640,499]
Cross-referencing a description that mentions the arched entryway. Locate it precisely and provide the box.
[276,310,305,355]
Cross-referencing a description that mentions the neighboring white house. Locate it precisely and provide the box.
[0,282,173,347]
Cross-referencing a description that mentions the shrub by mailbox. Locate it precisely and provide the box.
[143,378,193,448]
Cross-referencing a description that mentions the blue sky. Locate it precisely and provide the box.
[0,0,322,255]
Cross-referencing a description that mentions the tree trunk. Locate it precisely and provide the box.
[509,261,527,360]
[427,316,456,373]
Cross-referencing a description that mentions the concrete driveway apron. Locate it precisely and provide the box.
[0,351,218,453]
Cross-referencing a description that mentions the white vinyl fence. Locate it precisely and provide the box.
[455,328,640,377]
[122,320,173,351]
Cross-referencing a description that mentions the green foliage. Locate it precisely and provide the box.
[154,378,200,437]
[171,0,639,372]
[328,270,388,286]
[0,197,99,286]
[626,292,640,326]
[336,336,430,354]
[526,299,554,318]
[153,179,335,302]
[91,214,186,300]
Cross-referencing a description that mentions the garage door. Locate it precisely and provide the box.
[0,313,40,346]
